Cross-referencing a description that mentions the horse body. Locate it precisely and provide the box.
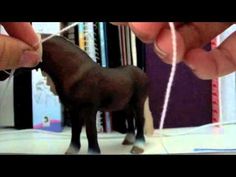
[41,35,148,154]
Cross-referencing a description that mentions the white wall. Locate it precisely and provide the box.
[219,25,236,122]
[0,26,14,127]
[32,22,63,131]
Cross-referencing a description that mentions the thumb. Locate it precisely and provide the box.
[0,35,41,70]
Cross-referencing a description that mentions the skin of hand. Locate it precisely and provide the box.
[0,22,42,70]
[111,22,235,80]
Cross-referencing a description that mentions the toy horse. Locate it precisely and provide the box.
[40,35,149,154]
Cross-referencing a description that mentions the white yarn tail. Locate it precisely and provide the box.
[158,22,178,154]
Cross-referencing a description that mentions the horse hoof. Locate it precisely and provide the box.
[122,139,134,145]
[65,145,80,155]
[88,149,101,154]
[122,133,135,145]
[130,146,144,154]
[65,151,74,155]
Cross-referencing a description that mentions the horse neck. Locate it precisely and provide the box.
[41,37,96,85]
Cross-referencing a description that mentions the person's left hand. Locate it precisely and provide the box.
[0,22,42,70]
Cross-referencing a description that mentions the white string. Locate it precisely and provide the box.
[0,22,178,153]
[156,23,230,153]
[1,22,233,154]
[2,70,10,75]
[156,120,236,137]
[158,22,178,154]
[39,22,79,44]
[0,120,234,145]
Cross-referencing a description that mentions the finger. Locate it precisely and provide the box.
[128,22,183,44]
[0,35,41,70]
[110,22,128,26]
[129,22,167,43]
[184,31,236,79]
[36,34,43,62]
[180,22,232,52]
[154,22,232,64]
[1,22,40,49]
[153,27,185,64]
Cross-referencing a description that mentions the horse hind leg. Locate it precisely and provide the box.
[130,84,148,154]
[122,106,135,145]
[130,102,145,154]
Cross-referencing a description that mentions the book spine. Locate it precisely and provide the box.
[98,22,112,132]
[84,22,96,62]
[130,31,137,66]
[125,27,132,65]
[78,22,85,51]
[99,22,107,67]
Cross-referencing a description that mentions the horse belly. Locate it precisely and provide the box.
[99,94,131,112]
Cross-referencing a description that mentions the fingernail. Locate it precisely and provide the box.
[20,50,40,68]
[33,33,41,48]
[34,33,43,62]
[186,63,195,71]
[129,23,154,43]
[37,34,43,62]
[129,22,161,43]
[153,43,167,59]
[188,64,195,70]
[184,60,196,71]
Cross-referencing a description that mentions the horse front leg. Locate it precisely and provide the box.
[65,106,84,155]
[84,105,100,154]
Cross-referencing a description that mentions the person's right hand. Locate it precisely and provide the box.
[112,22,236,80]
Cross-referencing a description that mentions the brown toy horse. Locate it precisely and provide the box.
[39,35,149,154]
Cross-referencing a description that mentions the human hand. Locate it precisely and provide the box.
[112,22,235,79]
[0,22,42,70]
